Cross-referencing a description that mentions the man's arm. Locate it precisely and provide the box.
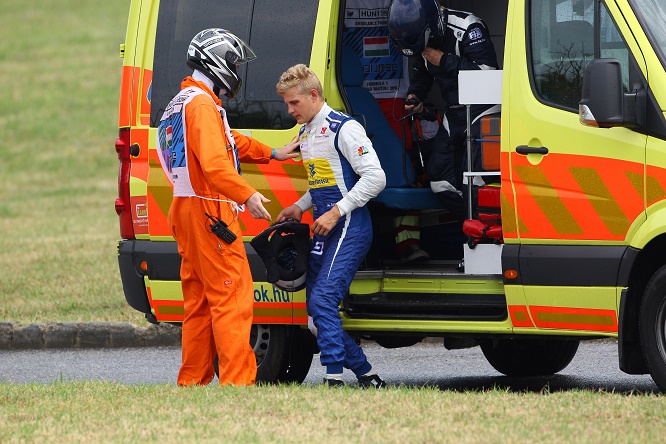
[440,22,498,73]
[334,120,386,216]
[234,131,300,163]
[186,100,257,205]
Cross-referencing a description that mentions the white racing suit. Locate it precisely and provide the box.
[294,103,386,376]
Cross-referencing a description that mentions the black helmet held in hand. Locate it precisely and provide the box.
[387,0,444,57]
[186,28,256,99]
[250,220,310,292]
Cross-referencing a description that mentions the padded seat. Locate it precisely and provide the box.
[340,45,442,210]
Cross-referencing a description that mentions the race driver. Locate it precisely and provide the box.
[388,0,500,221]
[157,28,299,386]
[275,64,387,388]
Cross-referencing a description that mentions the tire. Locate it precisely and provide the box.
[212,324,314,384]
[480,338,579,377]
[251,324,314,384]
[638,265,666,392]
[275,327,316,384]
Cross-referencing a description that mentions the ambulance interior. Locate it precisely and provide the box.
[338,0,509,270]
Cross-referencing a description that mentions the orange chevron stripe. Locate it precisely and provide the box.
[239,161,312,236]
[254,317,292,324]
[253,302,293,309]
[119,66,139,128]
[146,188,171,237]
[155,314,184,322]
[508,305,534,328]
[511,152,650,240]
[646,165,666,205]
[500,151,518,238]
[151,300,183,306]
[139,69,152,126]
[130,128,149,182]
[147,293,305,325]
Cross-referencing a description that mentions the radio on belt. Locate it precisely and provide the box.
[205,213,237,244]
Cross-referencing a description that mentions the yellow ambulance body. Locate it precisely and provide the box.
[116,0,666,389]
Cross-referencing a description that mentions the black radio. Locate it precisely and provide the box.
[205,213,237,244]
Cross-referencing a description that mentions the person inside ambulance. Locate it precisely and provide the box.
[387,0,500,222]
[156,28,299,386]
[275,64,387,388]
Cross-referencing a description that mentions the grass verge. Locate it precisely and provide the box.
[0,0,143,324]
[1,382,665,443]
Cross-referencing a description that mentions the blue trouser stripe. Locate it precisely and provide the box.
[307,208,373,375]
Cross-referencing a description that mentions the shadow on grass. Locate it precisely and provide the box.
[397,374,660,395]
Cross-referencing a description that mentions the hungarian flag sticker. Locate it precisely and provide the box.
[363,36,389,58]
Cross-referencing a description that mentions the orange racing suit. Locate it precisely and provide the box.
[159,76,273,386]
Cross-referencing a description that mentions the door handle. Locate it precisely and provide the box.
[516,145,548,155]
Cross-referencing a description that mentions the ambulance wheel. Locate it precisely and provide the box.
[251,324,314,384]
[275,327,317,384]
[480,338,579,377]
[638,265,666,392]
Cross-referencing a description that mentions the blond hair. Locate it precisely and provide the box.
[276,64,324,99]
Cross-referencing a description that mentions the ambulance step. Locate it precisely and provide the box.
[343,292,507,321]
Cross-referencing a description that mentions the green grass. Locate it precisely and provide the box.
[0,382,665,443]
[0,0,144,324]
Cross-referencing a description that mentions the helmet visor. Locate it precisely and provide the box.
[391,24,430,57]
[224,36,257,65]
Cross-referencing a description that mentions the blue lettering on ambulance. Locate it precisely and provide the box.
[253,285,293,303]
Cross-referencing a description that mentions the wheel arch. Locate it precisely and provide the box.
[619,233,666,374]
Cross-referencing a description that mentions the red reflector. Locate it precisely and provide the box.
[116,128,134,239]
[115,197,125,216]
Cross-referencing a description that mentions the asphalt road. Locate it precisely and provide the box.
[0,340,659,393]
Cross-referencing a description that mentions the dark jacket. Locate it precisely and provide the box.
[407,8,499,120]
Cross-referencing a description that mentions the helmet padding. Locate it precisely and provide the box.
[250,220,310,292]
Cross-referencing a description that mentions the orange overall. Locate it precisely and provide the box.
[167,77,272,386]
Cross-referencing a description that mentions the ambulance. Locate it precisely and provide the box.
[115,0,666,390]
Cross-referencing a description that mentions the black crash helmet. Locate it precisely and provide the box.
[186,28,257,99]
[387,0,444,57]
[250,220,310,292]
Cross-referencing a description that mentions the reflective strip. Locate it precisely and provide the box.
[529,305,618,333]
[238,163,313,236]
[514,165,583,235]
[394,214,420,244]
[645,166,666,204]
[508,305,535,328]
[511,153,649,240]
[119,66,140,128]
[140,69,152,126]
[147,285,307,324]
[569,167,629,236]
[151,299,185,321]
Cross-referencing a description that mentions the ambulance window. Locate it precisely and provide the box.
[529,0,595,110]
[151,0,319,129]
[630,0,666,71]
[599,3,630,92]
